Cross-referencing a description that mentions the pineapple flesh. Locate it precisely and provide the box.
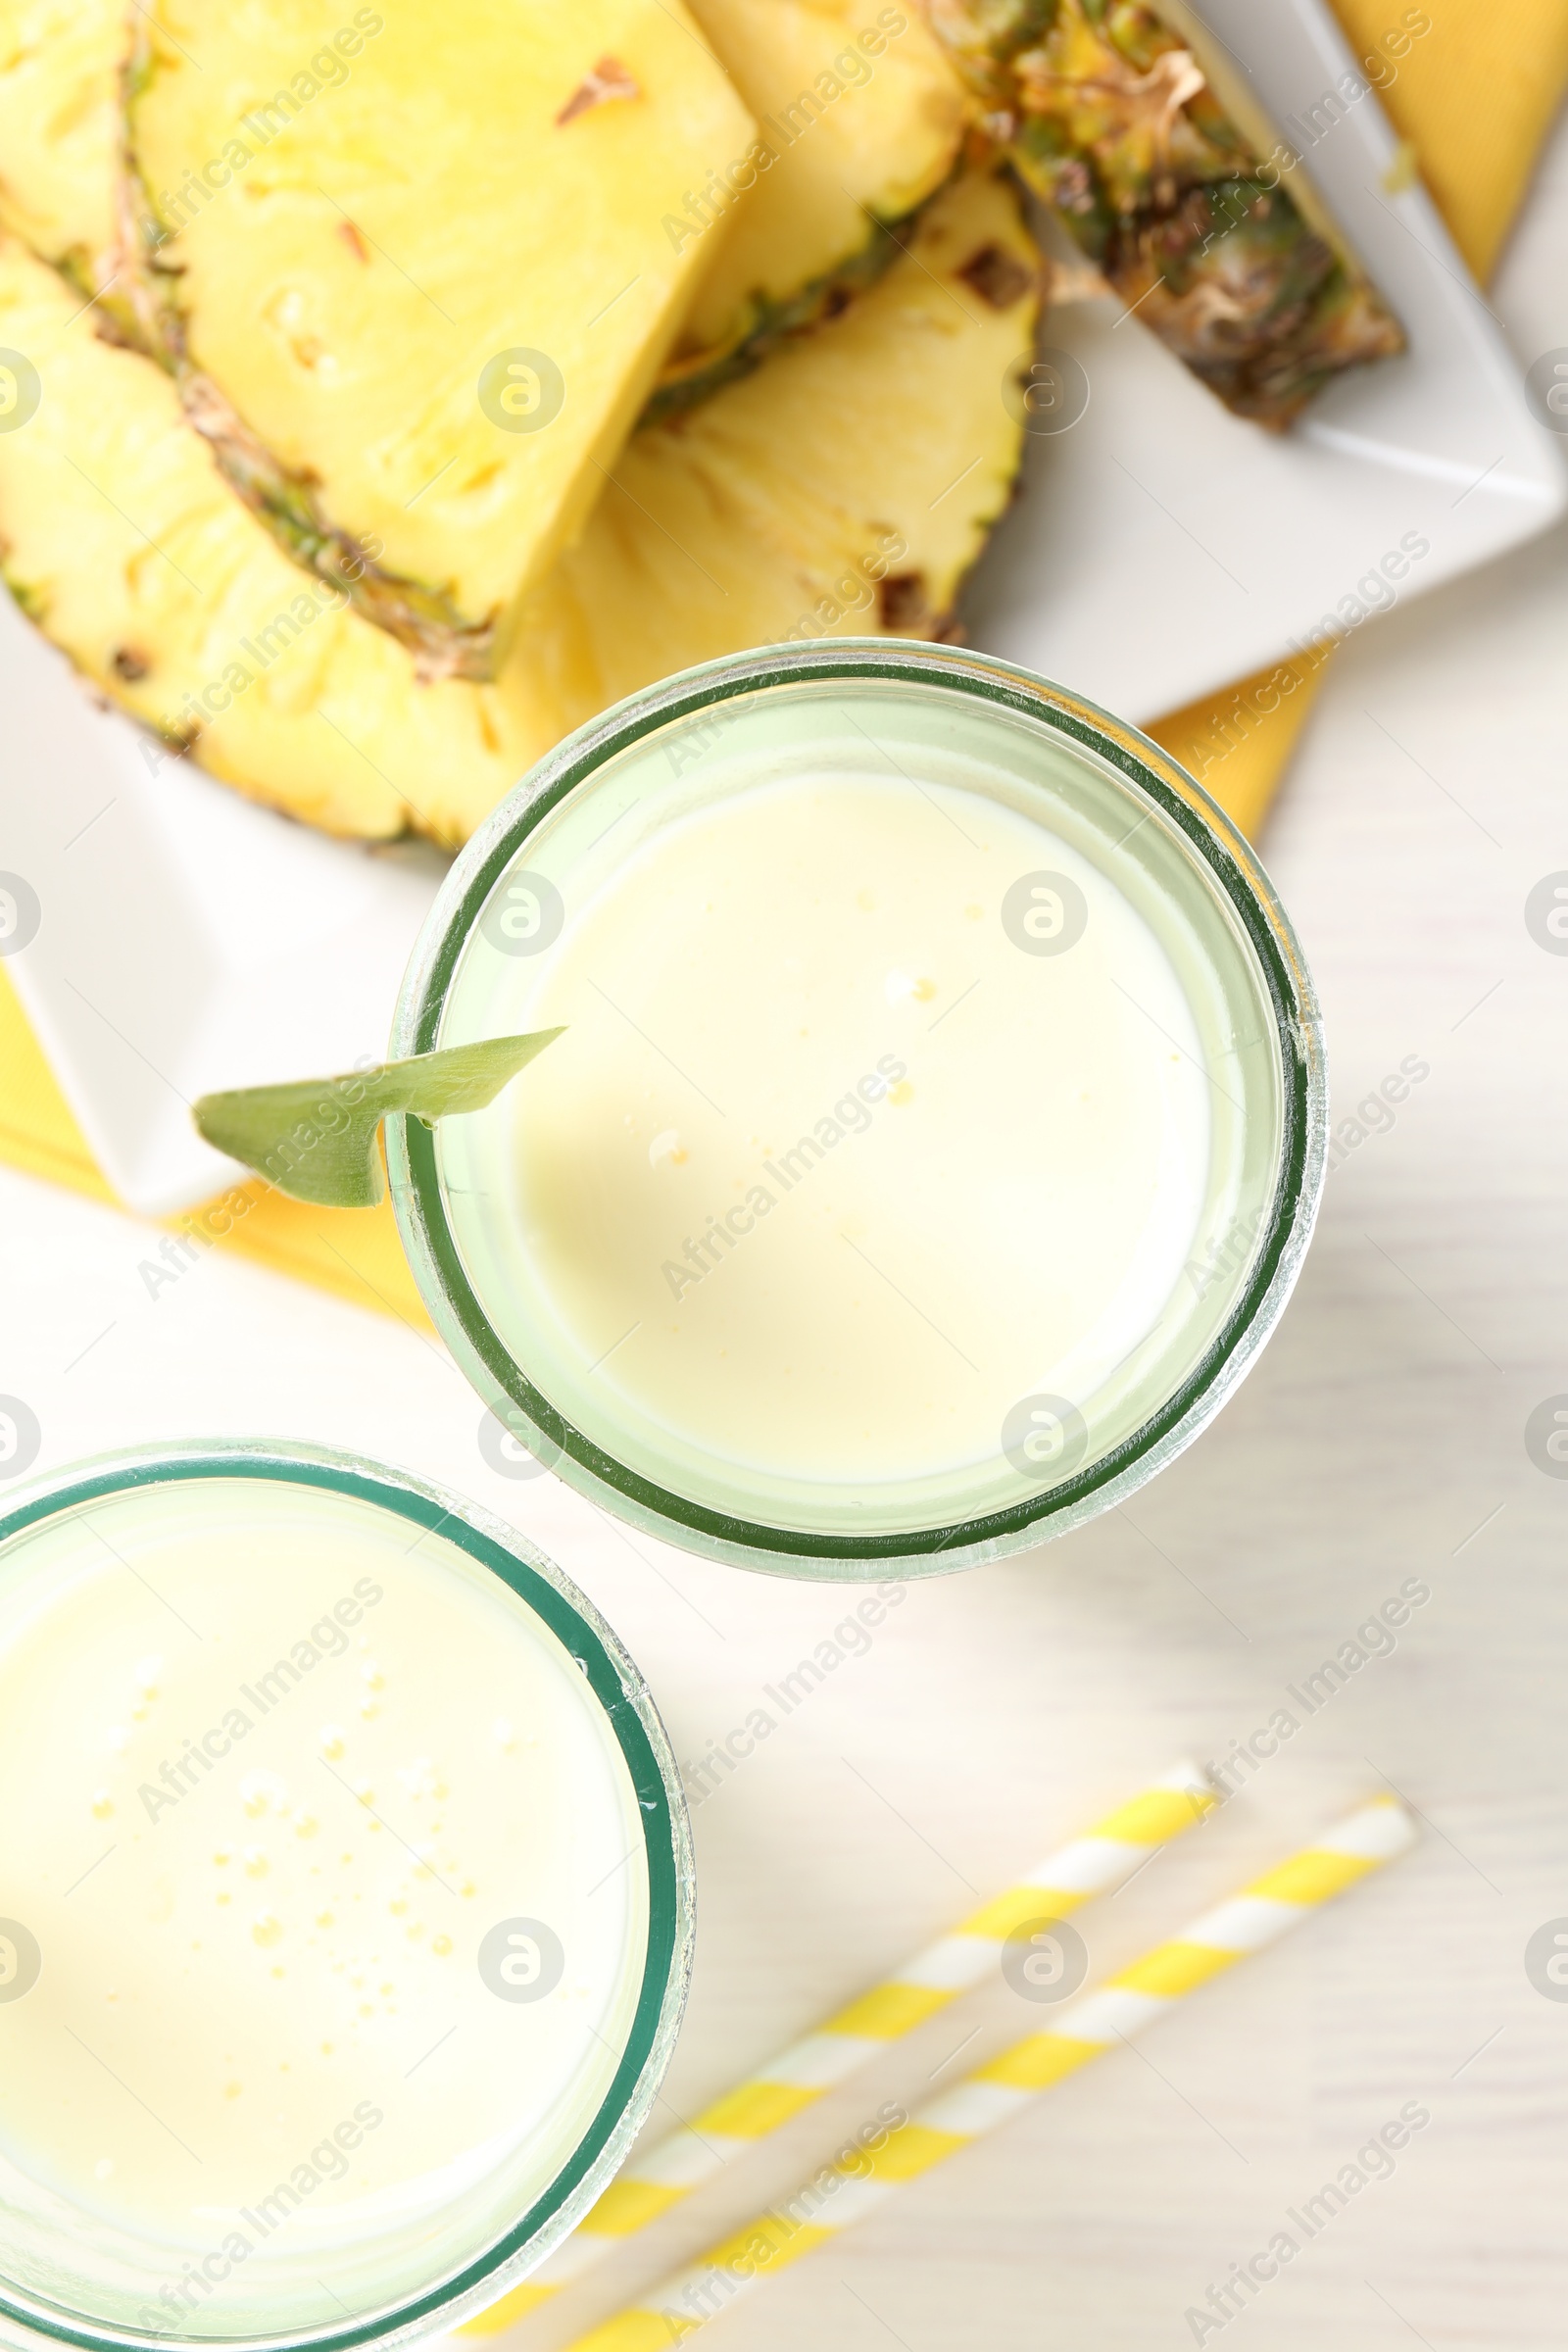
[0,0,124,302]
[924,0,1403,426]
[657,0,970,410]
[124,1,756,677]
[0,172,1041,845]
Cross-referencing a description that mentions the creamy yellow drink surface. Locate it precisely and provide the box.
[437,699,1275,1537]
[0,1476,654,2335]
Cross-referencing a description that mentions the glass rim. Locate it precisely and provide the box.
[388,639,1328,1580]
[0,1439,694,2352]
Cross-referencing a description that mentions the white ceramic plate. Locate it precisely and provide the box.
[0,607,449,1214]
[1,0,1562,1218]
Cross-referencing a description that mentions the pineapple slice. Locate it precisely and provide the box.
[657,0,970,409]
[924,0,1403,426]
[0,0,124,300]
[124,1,755,678]
[0,173,1040,844]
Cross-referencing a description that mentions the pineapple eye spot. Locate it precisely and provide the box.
[956,241,1034,311]
[878,572,931,633]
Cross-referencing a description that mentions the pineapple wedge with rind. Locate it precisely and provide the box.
[658,0,969,409]
[0,173,1039,845]
[125,1,756,678]
[923,0,1403,426]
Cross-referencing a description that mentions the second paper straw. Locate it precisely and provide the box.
[565,1795,1417,2352]
[465,1759,1213,2329]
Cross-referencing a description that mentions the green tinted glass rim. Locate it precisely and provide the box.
[0,1444,686,2352]
[391,642,1324,1573]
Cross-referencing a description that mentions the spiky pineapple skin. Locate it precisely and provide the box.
[926,0,1403,426]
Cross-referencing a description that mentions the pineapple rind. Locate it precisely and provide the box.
[924,0,1403,426]
[647,215,904,422]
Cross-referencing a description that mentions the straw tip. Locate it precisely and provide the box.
[1163,1758,1221,1810]
[1327,1794,1421,1861]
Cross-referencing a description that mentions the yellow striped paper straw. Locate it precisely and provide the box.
[562,1796,1416,2352]
[464,1760,1213,2331]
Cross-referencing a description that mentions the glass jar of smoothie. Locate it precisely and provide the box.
[390,643,1326,1579]
[0,1443,690,2350]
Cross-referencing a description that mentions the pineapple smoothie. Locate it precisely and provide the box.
[452,772,1211,1466]
[401,652,1317,1571]
[0,1455,686,2345]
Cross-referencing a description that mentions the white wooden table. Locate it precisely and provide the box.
[4,125,1567,2352]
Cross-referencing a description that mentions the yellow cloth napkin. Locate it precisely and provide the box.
[2,0,1562,1318]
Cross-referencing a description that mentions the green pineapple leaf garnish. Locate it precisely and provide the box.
[193,1031,564,1208]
